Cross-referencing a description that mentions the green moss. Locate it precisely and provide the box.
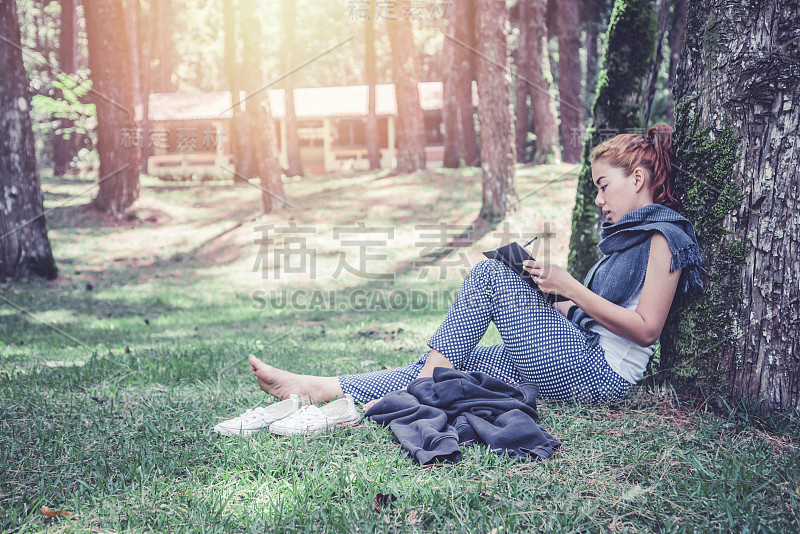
[567,0,658,279]
[658,100,745,396]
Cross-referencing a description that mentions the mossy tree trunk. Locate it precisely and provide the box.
[566,0,656,279]
[476,0,517,222]
[0,0,57,281]
[662,0,800,413]
[442,3,463,169]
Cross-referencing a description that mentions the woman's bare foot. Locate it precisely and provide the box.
[248,354,342,404]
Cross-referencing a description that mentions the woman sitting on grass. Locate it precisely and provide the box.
[249,124,703,408]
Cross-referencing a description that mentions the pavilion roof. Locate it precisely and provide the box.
[146,82,477,122]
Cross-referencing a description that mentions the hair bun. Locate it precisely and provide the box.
[647,123,673,149]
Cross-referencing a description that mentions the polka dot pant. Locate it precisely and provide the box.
[338,259,630,404]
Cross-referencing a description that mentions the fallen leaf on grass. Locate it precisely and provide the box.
[373,493,397,513]
[40,506,76,520]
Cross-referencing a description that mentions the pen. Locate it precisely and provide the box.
[523,236,538,248]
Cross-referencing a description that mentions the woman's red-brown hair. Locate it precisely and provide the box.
[590,123,680,210]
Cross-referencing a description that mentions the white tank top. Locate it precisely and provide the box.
[589,287,656,384]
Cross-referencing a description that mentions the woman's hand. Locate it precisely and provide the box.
[522,260,580,299]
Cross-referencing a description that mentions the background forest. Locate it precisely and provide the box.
[1,0,798,531]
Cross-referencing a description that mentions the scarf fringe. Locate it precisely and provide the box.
[671,244,704,296]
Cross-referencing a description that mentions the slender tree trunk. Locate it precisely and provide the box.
[523,0,560,164]
[240,0,285,212]
[364,0,380,170]
[53,0,76,176]
[663,0,800,413]
[283,0,302,177]
[387,16,426,173]
[151,0,174,92]
[566,0,656,279]
[456,0,479,167]
[138,0,152,174]
[223,0,247,183]
[125,0,144,173]
[640,0,671,127]
[582,0,600,118]
[0,0,57,281]
[84,0,140,214]
[476,0,517,222]
[514,0,531,163]
[557,0,584,162]
[666,0,688,125]
[442,6,462,168]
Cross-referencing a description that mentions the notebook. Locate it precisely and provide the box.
[482,242,568,302]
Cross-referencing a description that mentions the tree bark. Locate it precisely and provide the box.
[364,0,381,170]
[522,0,560,164]
[240,0,285,212]
[0,0,57,281]
[387,16,426,173]
[442,6,463,168]
[640,0,671,128]
[283,0,303,177]
[666,0,688,125]
[53,0,76,176]
[476,0,517,222]
[663,0,800,413]
[556,0,584,163]
[566,0,656,279]
[84,0,140,214]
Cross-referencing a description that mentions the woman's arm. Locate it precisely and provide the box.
[524,233,680,347]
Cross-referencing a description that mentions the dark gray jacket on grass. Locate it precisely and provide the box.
[365,368,561,465]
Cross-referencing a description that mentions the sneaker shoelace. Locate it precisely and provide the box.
[237,406,274,424]
[290,405,328,426]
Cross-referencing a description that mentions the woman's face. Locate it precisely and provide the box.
[591,159,645,224]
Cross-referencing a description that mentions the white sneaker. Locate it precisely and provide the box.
[269,394,361,436]
[213,394,300,437]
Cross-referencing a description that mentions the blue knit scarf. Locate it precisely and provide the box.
[570,204,703,331]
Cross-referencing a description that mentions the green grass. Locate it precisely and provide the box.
[1,167,798,532]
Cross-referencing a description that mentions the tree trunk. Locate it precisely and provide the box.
[364,1,381,170]
[662,0,800,413]
[223,0,247,183]
[84,0,140,214]
[387,16,426,173]
[151,0,174,93]
[456,0,479,167]
[53,0,76,176]
[523,0,560,164]
[566,0,656,279]
[240,0,285,212]
[125,0,144,174]
[283,0,302,177]
[0,0,57,281]
[582,0,601,119]
[476,0,517,222]
[442,6,463,168]
[640,0,671,128]
[666,0,688,125]
[514,0,531,163]
[556,0,584,163]
[138,0,152,174]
